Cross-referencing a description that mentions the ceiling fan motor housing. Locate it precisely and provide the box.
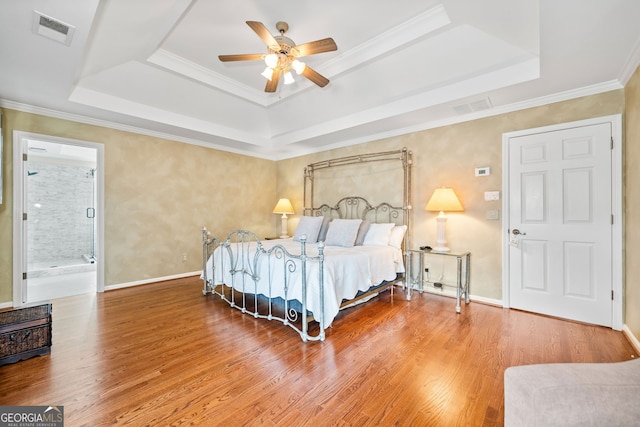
[273,35,295,54]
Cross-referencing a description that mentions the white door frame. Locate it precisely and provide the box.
[501,114,623,330]
[12,131,105,306]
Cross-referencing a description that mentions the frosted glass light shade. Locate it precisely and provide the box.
[283,71,295,84]
[264,54,278,68]
[261,67,274,80]
[292,59,306,74]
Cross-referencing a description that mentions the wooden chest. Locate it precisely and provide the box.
[0,303,52,366]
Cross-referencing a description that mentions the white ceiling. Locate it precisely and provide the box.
[1,0,639,160]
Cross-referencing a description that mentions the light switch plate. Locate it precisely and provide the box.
[484,191,500,201]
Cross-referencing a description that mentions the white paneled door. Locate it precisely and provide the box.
[507,122,613,327]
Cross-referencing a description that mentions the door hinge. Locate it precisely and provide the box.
[23,153,27,161]
[612,290,614,300]
[610,137,614,150]
[23,272,27,280]
[611,214,614,225]
[23,212,27,221]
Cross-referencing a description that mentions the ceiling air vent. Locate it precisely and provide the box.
[32,10,75,46]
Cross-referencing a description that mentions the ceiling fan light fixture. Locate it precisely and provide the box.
[219,21,337,92]
[283,70,295,84]
[264,53,278,68]
[261,66,274,80]
[292,59,306,74]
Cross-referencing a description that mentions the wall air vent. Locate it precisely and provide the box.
[453,97,493,115]
[32,10,75,46]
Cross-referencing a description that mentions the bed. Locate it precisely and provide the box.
[201,148,412,341]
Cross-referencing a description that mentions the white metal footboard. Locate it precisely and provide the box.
[202,227,326,342]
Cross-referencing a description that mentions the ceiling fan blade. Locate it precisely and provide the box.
[265,67,282,92]
[301,66,330,88]
[246,21,280,51]
[218,53,265,62]
[292,38,337,57]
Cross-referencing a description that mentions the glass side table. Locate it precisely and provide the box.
[407,249,471,313]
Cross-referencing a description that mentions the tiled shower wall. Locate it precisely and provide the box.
[27,161,95,268]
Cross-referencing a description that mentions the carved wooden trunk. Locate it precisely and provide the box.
[0,303,52,366]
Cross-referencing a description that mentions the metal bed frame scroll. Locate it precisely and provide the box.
[202,229,326,341]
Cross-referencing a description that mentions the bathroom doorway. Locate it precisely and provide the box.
[13,132,105,305]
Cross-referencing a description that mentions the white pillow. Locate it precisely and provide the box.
[324,219,363,247]
[362,223,395,246]
[389,225,407,249]
[293,216,324,243]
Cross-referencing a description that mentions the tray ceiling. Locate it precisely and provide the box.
[1,0,639,159]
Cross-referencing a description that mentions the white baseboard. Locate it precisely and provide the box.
[104,271,201,291]
[623,325,640,355]
[416,286,503,307]
[0,271,202,307]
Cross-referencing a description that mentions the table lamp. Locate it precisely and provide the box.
[425,187,463,252]
[273,198,295,238]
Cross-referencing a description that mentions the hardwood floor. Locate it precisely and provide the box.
[0,277,636,426]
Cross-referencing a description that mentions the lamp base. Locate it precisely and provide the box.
[280,214,289,239]
[434,214,450,253]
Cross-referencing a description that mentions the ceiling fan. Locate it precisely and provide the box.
[219,21,338,93]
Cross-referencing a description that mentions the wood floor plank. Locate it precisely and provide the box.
[0,277,636,426]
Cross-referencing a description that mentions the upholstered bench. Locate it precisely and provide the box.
[504,358,640,426]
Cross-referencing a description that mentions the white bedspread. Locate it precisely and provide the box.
[204,238,401,329]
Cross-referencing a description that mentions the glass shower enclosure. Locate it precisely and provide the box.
[26,160,97,276]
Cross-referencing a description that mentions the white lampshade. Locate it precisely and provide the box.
[425,187,464,213]
[273,198,294,214]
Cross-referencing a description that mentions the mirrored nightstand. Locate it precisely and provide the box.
[407,249,470,313]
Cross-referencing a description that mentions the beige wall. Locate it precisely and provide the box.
[277,90,625,301]
[625,66,640,338]
[0,109,276,301]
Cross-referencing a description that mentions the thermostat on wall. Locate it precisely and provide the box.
[475,167,491,177]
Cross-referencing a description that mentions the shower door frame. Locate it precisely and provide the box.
[12,131,105,306]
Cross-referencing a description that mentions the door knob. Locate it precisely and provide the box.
[512,228,526,236]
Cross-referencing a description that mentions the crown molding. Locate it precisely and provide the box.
[0,99,278,160]
[618,37,640,85]
[0,78,624,162]
[267,80,625,160]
